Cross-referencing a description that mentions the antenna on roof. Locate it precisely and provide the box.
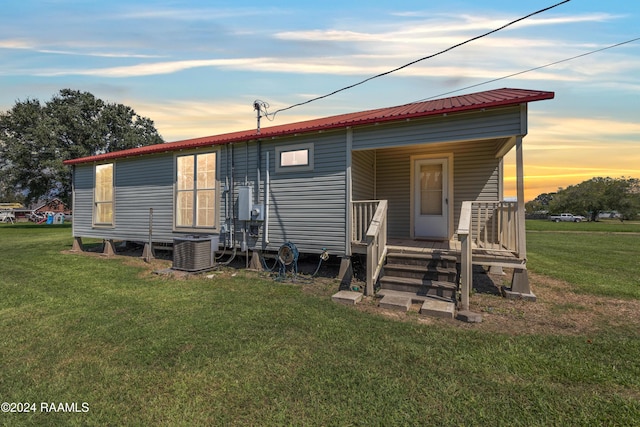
[253,100,270,134]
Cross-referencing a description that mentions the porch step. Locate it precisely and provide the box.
[378,251,459,303]
[383,263,457,282]
[385,252,457,269]
[378,276,457,301]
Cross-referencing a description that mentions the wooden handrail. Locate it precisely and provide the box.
[364,200,388,296]
[351,200,379,244]
[352,200,388,296]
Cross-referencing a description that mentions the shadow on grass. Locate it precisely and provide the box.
[472,265,503,296]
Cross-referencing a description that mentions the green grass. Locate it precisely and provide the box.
[1,223,639,425]
[526,220,640,299]
[527,219,640,233]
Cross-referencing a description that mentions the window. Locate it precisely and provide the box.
[176,152,216,228]
[94,163,114,225]
[275,143,314,173]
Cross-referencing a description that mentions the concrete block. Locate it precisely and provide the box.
[379,294,412,312]
[456,310,483,323]
[502,288,537,302]
[71,237,83,252]
[250,251,263,271]
[420,299,455,319]
[102,239,116,256]
[332,290,363,305]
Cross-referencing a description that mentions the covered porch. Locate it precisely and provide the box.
[347,135,534,312]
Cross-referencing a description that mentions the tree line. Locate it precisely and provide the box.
[0,89,163,206]
[526,177,640,221]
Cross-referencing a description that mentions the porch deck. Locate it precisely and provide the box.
[386,238,526,269]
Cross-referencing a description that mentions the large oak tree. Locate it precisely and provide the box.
[0,89,163,205]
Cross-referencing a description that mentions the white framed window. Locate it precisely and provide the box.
[94,163,114,226]
[175,152,217,229]
[275,142,314,173]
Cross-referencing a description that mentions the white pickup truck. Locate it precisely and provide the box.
[548,213,586,222]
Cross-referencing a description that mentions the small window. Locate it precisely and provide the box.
[94,163,114,226]
[275,143,314,173]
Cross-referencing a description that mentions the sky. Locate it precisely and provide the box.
[1,0,639,201]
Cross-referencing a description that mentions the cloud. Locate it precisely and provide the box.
[531,115,640,140]
[118,6,288,21]
[0,38,35,49]
[30,54,590,82]
[132,98,319,142]
[276,13,620,42]
[0,37,163,58]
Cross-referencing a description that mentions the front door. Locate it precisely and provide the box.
[413,157,449,239]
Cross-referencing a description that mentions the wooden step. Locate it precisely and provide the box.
[378,276,457,301]
[385,252,457,269]
[383,263,457,282]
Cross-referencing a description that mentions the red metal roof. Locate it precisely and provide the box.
[64,88,554,165]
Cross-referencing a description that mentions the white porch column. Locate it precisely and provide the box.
[505,135,536,301]
[515,135,527,260]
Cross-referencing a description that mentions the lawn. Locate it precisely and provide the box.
[1,223,639,426]
[526,220,640,299]
[526,218,640,233]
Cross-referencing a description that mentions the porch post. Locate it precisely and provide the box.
[515,135,526,261]
[505,135,536,301]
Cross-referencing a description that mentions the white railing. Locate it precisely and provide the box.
[458,200,522,311]
[352,200,388,296]
[352,200,379,244]
[471,201,518,253]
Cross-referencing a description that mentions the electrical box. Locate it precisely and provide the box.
[251,204,264,221]
[238,186,252,221]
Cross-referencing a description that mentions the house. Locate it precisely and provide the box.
[64,88,554,308]
[33,198,72,215]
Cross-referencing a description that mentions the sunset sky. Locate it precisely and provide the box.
[1,0,639,200]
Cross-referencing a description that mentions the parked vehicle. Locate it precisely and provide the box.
[548,213,586,222]
[0,210,16,223]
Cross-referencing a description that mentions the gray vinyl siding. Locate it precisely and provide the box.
[72,164,95,235]
[73,133,348,255]
[351,150,375,200]
[246,133,347,255]
[351,106,523,151]
[72,154,176,242]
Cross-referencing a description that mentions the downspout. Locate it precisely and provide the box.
[345,127,353,257]
[256,139,261,206]
[71,165,76,237]
[230,143,235,248]
[264,151,270,246]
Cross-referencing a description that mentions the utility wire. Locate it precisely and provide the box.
[262,0,571,120]
[419,36,640,101]
[272,35,640,129]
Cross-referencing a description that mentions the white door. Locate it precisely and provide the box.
[413,158,449,239]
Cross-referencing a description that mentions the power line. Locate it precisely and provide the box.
[419,36,640,101]
[264,35,640,130]
[260,0,571,120]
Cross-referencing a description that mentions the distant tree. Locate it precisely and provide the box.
[548,177,640,221]
[525,192,555,214]
[0,89,163,205]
